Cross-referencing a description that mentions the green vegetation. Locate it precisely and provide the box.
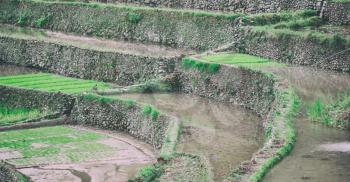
[0,106,47,126]
[35,14,52,28]
[201,53,285,69]
[132,164,164,182]
[249,88,300,182]
[143,105,159,121]
[0,73,111,94]
[182,57,220,74]
[251,26,350,49]
[243,9,318,26]
[127,12,142,24]
[17,11,31,26]
[308,89,350,129]
[0,126,111,162]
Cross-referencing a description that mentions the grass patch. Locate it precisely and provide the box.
[0,106,47,126]
[0,73,111,94]
[182,57,220,74]
[308,89,350,128]
[132,164,164,182]
[201,53,285,69]
[0,126,110,160]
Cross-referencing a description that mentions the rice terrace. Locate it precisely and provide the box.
[0,0,349,181]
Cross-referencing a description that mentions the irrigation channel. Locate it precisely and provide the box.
[262,66,350,182]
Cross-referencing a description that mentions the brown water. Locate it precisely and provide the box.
[263,66,350,182]
[117,93,264,181]
[0,63,38,76]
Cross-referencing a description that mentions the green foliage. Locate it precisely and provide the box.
[125,99,135,107]
[0,73,111,94]
[308,89,350,128]
[134,164,164,182]
[127,12,142,24]
[82,94,114,104]
[0,106,46,126]
[182,57,220,74]
[143,105,152,115]
[0,126,107,159]
[151,109,159,121]
[35,14,52,28]
[201,53,285,69]
[17,11,31,26]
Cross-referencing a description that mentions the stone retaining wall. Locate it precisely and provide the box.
[177,61,275,116]
[323,2,350,25]
[108,0,319,13]
[0,36,176,86]
[70,96,170,148]
[240,29,350,72]
[0,0,241,51]
[0,163,26,182]
[0,86,75,114]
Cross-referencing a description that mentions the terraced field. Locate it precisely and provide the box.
[0,73,111,94]
[0,106,47,126]
[0,126,156,181]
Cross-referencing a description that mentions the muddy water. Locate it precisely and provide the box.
[0,63,38,76]
[117,93,264,181]
[263,66,350,182]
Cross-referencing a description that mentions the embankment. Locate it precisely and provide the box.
[0,0,241,51]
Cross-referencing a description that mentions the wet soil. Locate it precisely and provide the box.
[117,93,264,181]
[0,126,156,182]
[0,63,38,76]
[262,66,350,182]
[0,24,194,57]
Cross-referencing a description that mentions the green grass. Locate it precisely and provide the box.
[0,106,47,126]
[308,89,350,128]
[0,126,111,161]
[132,163,164,182]
[182,57,220,74]
[201,53,285,69]
[0,73,111,94]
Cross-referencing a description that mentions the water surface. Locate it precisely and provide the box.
[117,93,264,181]
[263,66,350,182]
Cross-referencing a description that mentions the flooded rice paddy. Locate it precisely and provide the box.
[117,93,264,181]
[263,66,350,182]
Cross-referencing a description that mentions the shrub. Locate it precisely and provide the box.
[135,164,164,182]
[35,14,52,28]
[17,11,30,26]
[125,99,135,107]
[143,105,152,115]
[151,109,159,121]
[127,12,142,24]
